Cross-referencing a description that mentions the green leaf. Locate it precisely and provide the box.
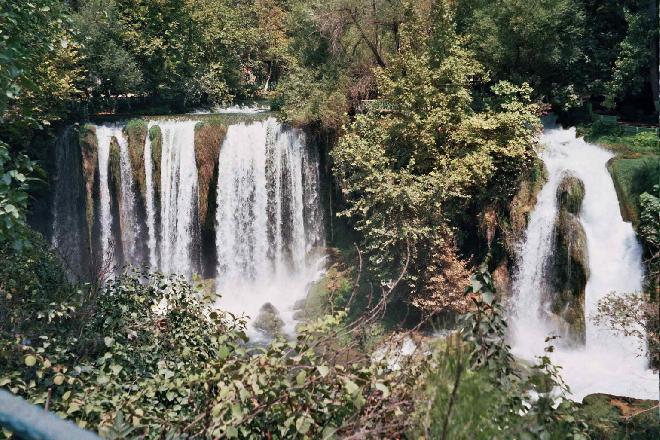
[225,426,238,438]
[296,370,307,386]
[295,415,312,434]
[321,426,337,440]
[317,365,330,377]
[211,403,223,417]
[344,379,359,395]
[104,336,114,347]
[24,355,36,367]
[353,392,366,409]
[218,345,230,360]
[375,382,389,398]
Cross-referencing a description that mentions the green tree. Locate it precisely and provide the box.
[457,0,586,106]
[73,0,144,100]
[0,0,82,135]
[603,2,657,109]
[331,2,540,312]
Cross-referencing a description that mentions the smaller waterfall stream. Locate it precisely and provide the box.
[95,126,118,268]
[158,121,199,277]
[117,133,140,264]
[511,123,657,401]
[143,122,158,269]
[214,118,324,336]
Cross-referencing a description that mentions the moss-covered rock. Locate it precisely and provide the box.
[108,137,124,264]
[608,156,660,227]
[125,119,148,201]
[580,393,660,439]
[556,174,585,215]
[149,125,162,205]
[253,302,285,337]
[194,121,227,277]
[194,122,227,231]
[549,173,589,344]
[492,259,511,298]
[294,248,352,322]
[79,124,98,247]
[492,158,547,297]
[505,158,548,256]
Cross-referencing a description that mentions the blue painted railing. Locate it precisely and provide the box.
[0,390,99,440]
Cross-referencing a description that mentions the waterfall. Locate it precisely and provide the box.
[95,125,117,270]
[117,132,141,264]
[158,121,199,277]
[51,127,89,278]
[143,122,158,269]
[511,122,657,401]
[214,118,324,336]
[51,116,325,337]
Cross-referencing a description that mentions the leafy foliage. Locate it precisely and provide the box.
[0,0,82,136]
[594,291,659,369]
[638,188,659,300]
[457,0,586,107]
[0,268,428,438]
[331,5,540,311]
[603,4,655,108]
[0,142,37,250]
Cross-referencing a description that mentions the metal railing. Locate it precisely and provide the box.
[0,390,99,440]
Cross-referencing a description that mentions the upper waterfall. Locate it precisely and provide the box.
[50,115,325,336]
[510,123,657,401]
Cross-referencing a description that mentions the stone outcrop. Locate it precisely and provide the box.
[549,173,588,344]
[125,119,148,202]
[79,124,98,251]
[149,125,162,211]
[254,302,285,337]
[108,137,124,264]
[556,174,585,215]
[194,122,227,277]
[194,122,227,232]
[489,158,547,298]
[506,159,548,254]
[580,393,660,438]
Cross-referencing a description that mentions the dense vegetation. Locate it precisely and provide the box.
[0,0,658,438]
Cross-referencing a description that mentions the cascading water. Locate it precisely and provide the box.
[214,118,324,336]
[51,115,325,336]
[157,120,200,277]
[117,131,141,265]
[143,121,158,269]
[511,122,657,401]
[51,127,89,278]
[95,125,118,269]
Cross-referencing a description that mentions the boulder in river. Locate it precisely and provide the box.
[253,302,285,337]
[549,173,589,345]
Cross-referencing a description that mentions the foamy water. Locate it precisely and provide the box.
[511,123,658,401]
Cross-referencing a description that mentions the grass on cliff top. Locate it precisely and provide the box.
[577,120,659,226]
[577,120,659,157]
[607,156,659,225]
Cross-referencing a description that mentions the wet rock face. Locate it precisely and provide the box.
[254,302,284,337]
[556,174,585,215]
[549,173,588,345]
